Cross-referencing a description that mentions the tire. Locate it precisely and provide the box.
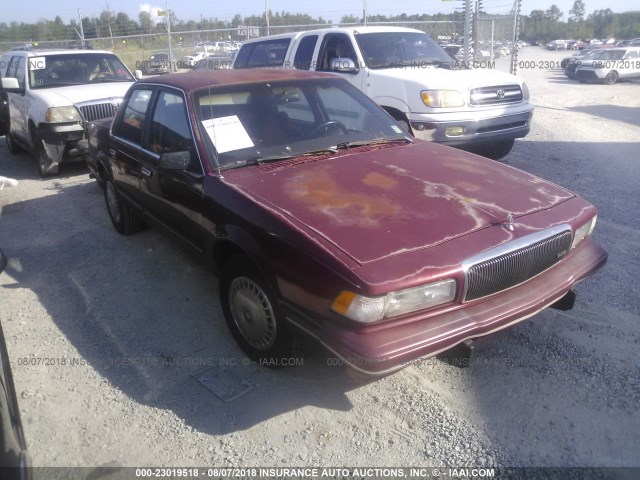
[5,132,24,154]
[31,131,59,177]
[104,179,146,235]
[471,139,515,161]
[220,256,293,366]
[604,71,618,85]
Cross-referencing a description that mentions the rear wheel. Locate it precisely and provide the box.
[220,256,292,366]
[31,131,59,177]
[5,132,24,154]
[104,179,146,235]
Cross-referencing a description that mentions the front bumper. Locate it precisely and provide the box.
[36,122,89,165]
[409,108,533,146]
[287,238,606,375]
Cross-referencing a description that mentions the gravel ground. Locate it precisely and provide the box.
[0,47,638,472]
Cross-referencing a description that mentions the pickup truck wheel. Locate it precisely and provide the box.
[5,132,24,154]
[31,131,59,177]
[220,257,292,366]
[604,71,618,85]
[104,179,146,235]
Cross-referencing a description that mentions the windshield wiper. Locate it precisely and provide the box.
[252,147,339,165]
[335,137,412,150]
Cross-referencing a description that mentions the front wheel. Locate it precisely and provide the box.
[220,256,292,366]
[31,131,59,177]
[6,132,25,154]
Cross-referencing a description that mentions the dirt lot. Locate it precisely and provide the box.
[0,47,639,472]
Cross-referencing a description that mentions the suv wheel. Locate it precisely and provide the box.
[220,256,293,366]
[604,71,618,85]
[104,179,146,234]
[31,131,59,177]
[5,132,24,154]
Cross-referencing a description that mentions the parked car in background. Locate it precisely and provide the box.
[179,51,206,69]
[87,69,606,374]
[563,49,603,78]
[0,49,136,176]
[233,27,533,160]
[195,51,237,70]
[574,47,640,84]
[546,40,567,50]
[141,51,175,75]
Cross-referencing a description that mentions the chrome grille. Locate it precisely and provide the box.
[469,85,523,106]
[463,229,573,301]
[78,103,119,122]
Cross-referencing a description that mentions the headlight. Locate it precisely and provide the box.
[421,90,465,108]
[571,215,597,249]
[332,279,457,323]
[45,106,82,123]
[522,82,530,100]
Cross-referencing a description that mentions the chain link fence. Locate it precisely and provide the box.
[0,17,521,74]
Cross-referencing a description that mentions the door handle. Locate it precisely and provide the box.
[141,167,152,178]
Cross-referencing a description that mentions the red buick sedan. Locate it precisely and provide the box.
[88,69,607,374]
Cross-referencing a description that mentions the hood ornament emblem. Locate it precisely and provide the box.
[503,212,515,231]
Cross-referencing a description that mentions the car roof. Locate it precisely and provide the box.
[3,49,115,57]
[241,26,424,44]
[136,69,339,93]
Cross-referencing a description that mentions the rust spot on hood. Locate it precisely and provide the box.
[287,170,398,227]
[362,171,398,189]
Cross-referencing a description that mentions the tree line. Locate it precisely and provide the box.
[0,4,637,44]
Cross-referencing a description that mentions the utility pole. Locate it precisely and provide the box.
[463,0,471,64]
[75,9,85,48]
[363,0,368,25]
[265,0,270,36]
[510,0,522,74]
[158,2,173,72]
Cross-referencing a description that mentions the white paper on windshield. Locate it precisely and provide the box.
[201,115,254,154]
[29,57,46,70]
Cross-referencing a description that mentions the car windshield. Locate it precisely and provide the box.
[355,32,454,69]
[28,53,134,89]
[194,78,411,171]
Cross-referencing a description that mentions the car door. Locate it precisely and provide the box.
[10,55,29,143]
[314,33,367,92]
[110,87,155,207]
[137,88,205,250]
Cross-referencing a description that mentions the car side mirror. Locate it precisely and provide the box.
[134,69,143,80]
[158,151,191,170]
[1,77,24,94]
[330,57,358,73]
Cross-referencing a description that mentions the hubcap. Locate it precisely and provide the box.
[106,183,121,224]
[228,277,277,351]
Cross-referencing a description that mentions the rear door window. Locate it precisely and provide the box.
[234,39,291,68]
[293,35,318,70]
[115,88,154,145]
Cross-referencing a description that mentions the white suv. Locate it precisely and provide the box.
[0,49,136,176]
[574,47,640,84]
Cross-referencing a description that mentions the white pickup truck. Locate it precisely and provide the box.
[0,49,136,176]
[234,27,533,159]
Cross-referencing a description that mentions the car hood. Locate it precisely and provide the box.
[35,83,134,108]
[224,142,574,265]
[370,65,523,91]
